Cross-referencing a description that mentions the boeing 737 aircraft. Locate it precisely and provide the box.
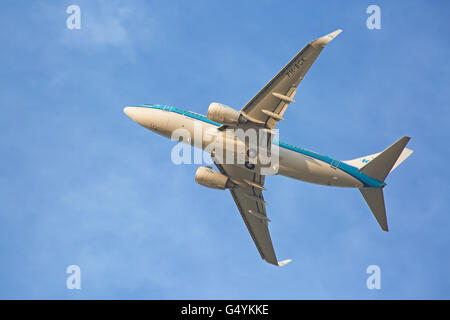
[124,30,413,266]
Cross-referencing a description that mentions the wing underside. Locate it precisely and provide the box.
[215,162,290,266]
[210,30,342,266]
[219,29,342,132]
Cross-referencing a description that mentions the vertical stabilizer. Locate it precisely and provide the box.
[343,147,413,172]
[359,188,388,231]
[360,136,411,182]
[358,136,412,231]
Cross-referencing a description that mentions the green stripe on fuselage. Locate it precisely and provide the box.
[136,104,385,188]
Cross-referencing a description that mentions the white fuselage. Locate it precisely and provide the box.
[124,106,365,188]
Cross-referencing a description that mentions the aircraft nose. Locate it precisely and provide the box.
[124,106,140,122]
[123,105,169,137]
[123,106,152,128]
[124,106,133,117]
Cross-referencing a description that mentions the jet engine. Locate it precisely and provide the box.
[195,166,230,190]
[207,102,246,125]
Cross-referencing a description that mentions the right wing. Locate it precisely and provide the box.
[215,162,291,267]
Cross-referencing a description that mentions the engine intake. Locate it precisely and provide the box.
[207,102,245,125]
[195,166,230,190]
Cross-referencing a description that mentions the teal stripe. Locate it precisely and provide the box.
[136,104,385,188]
[138,104,221,126]
[273,140,385,188]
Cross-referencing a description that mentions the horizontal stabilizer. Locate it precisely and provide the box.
[360,188,388,231]
[355,136,413,232]
[360,136,411,182]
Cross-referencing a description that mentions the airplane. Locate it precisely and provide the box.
[124,30,413,267]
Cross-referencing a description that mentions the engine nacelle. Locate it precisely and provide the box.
[195,166,229,190]
[207,102,244,125]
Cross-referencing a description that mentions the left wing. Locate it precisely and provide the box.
[225,29,342,130]
[215,162,291,266]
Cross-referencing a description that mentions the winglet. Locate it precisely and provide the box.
[311,29,343,48]
[277,259,292,267]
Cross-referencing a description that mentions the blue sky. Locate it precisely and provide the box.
[0,0,449,299]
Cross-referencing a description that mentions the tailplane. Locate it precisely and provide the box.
[359,136,411,182]
[359,188,388,231]
[344,146,413,175]
[353,137,412,231]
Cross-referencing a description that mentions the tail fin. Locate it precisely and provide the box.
[343,146,413,175]
[359,136,411,182]
[357,136,412,231]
